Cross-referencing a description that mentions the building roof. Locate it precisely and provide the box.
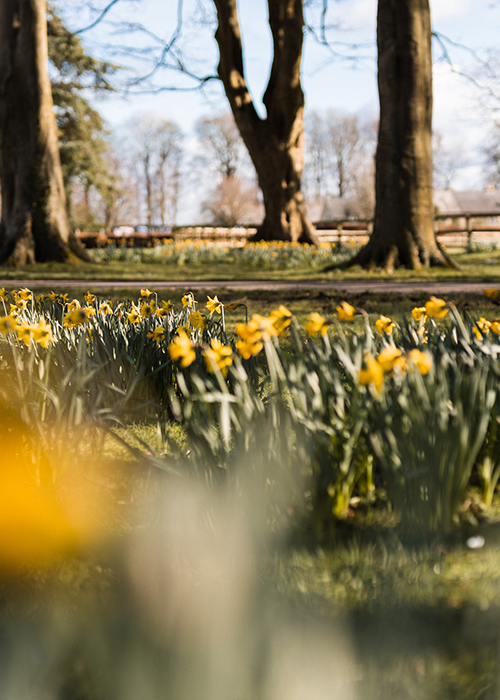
[434,189,500,216]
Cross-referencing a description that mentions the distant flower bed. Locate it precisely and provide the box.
[90,238,359,268]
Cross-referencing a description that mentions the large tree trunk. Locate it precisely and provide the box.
[344,0,455,271]
[0,0,89,265]
[213,0,318,244]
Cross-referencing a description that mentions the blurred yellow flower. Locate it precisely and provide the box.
[84,292,96,303]
[425,296,448,319]
[31,318,53,348]
[147,327,166,343]
[305,312,328,337]
[67,299,81,312]
[48,291,58,302]
[63,307,92,327]
[203,338,233,375]
[375,315,396,335]
[15,323,32,347]
[168,329,196,367]
[127,307,140,324]
[140,288,154,298]
[140,300,155,318]
[270,305,292,336]
[0,288,7,299]
[182,293,195,308]
[377,346,404,372]
[99,301,113,315]
[206,295,222,317]
[17,288,32,302]
[407,349,433,375]
[491,320,500,334]
[358,354,384,394]
[484,288,500,300]
[411,307,427,322]
[0,314,17,336]
[476,317,491,334]
[336,301,355,322]
[189,310,207,330]
[160,300,174,312]
[236,320,264,359]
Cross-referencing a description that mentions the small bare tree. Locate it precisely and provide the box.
[201,176,261,227]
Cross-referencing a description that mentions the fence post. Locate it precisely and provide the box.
[466,214,472,247]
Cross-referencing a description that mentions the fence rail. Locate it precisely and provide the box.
[77,212,500,249]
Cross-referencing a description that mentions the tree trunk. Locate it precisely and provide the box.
[343,0,455,271]
[0,0,90,265]
[213,0,318,244]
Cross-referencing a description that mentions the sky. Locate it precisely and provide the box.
[60,0,500,221]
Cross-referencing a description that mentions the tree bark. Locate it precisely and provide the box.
[0,0,89,265]
[343,0,455,271]
[213,0,318,244]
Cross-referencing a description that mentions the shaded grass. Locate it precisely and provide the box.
[1,248,500,283]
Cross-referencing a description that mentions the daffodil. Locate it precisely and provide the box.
[63,307,92,327]
[0,288,7,300]
[484,288,500,300]
[336,301,356,322]
[206,295,222,317]
[358,354,384,394]
[84,292,96,304]
[160,300,173,312]
[476,318,491,335]
[375,315,396,335]
[17,288,32,302]
[168,329,196,368]
[270,305,292,336]
[99,301,113,315]
[67,299,81,312]
[411,307,427,322]
[203,338,233,375]
[407,349,432,375]
[189,311,207,330]
[15,323,32,347]
[147,327,166,343]
[31,318,53,348]
[140,300,155,318]
[126,307,140,324]
[140,289,154,298]
[491,320,500,334]
[377,346,404,372]
[48,291,58,302]
[236,320,263,359]
[0,314,17,336]
[305,312,328,337]
[181,293,195,309]
[425,296,448,319]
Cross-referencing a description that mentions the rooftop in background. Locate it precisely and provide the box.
[434,188,500,217]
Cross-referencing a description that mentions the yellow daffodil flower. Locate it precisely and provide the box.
[140,289,153,298]
[31,319,53,348]
[0,288,7,299]
[140,300,155,318]
[358,354,385,394]
[206,295,222,317]
[84,292,96,304]
[147,327,166,343]
[63,307,92,327]
[491,320,500,334]
[305,312,329,337]
[425,296,448,319]
[203,338,233,375]
[407,349,433,375]
[67,299,81,312]
[126,307,140,324]
[377,346,404,372]
[375,315,396,335]
[477,318,491,334]
[484,288,500,300]
[48,291,58,302]
[411,307,427,322]
[160,300,173,312]
[189,311,207,330]
[336,301,356,322]
[15,323,32,347]
[168,329,196,368]
[181,293,195,308]
[36,294,46,303]
[99,301,113,315]
[270,305,292,336]
[0,314,17,336]
[235,320,264,359]
[17,288,32,302]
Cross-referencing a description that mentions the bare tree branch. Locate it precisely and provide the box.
[74,0,122,35]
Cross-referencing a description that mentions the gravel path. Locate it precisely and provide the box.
[0,279,496,295]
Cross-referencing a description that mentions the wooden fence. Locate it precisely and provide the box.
[76,212,500,249]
